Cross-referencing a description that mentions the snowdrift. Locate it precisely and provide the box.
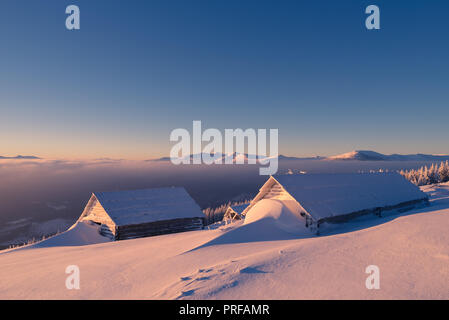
[243,199,308,234]
[421,182,449,201]
[196,199,310,248]
[28,221,110,248]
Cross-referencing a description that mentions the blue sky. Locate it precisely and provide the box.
[0,0,448,159]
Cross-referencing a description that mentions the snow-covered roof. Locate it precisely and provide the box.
[94,187,204,226]
[229,204,249,215]
[273,173,428,221]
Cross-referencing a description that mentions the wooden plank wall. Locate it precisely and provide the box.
[81,199,117,238]
[319,198,429,224]
[116,217,205,240]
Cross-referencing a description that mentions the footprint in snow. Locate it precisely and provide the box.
[239,266,269,274]
[180,276,191,281]
[178,289,196,299]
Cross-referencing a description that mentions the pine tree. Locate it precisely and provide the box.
[428,163,439,184]
[439,161,449,183]
[418,166,427,186]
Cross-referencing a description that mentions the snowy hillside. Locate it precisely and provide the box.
[0,184,448,299]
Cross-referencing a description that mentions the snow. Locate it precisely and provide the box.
[0,155,40,160]
[273,173,428,221]
[328,150,449,161]
[243,199,309,234]
[420,182,449,201]
[328,150,388,161]
[10,221,111,250]
[0,185,448,299]
[202,200,311,247]
[93,187,204,225]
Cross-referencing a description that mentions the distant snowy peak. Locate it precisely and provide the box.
[327,150,387,161]
[327,150,449,161]
[0,155,40,160]
[159,152,277,164]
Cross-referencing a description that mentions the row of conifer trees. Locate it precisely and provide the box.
[400,161,449,186]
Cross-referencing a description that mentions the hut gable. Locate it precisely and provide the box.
[80,195,115,226]
[79,194,117,238]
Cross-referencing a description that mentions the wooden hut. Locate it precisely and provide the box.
[223,203,249,222]
[241,173,429,232]
[78,187,205,240]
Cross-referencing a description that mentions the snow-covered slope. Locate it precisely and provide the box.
[4,221,110,250]
[30,221,111,248]
[0,184,448,299]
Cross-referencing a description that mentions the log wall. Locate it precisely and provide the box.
[115,217,205,240]
[318,198,429,224]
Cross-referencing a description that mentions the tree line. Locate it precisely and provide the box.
[400,161,449,186]
[203,199,251,225]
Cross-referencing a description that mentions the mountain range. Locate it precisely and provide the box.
[151,150,449,162]
[0,155,40,160]
[326,150,449,161]
[2,151,448,162]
